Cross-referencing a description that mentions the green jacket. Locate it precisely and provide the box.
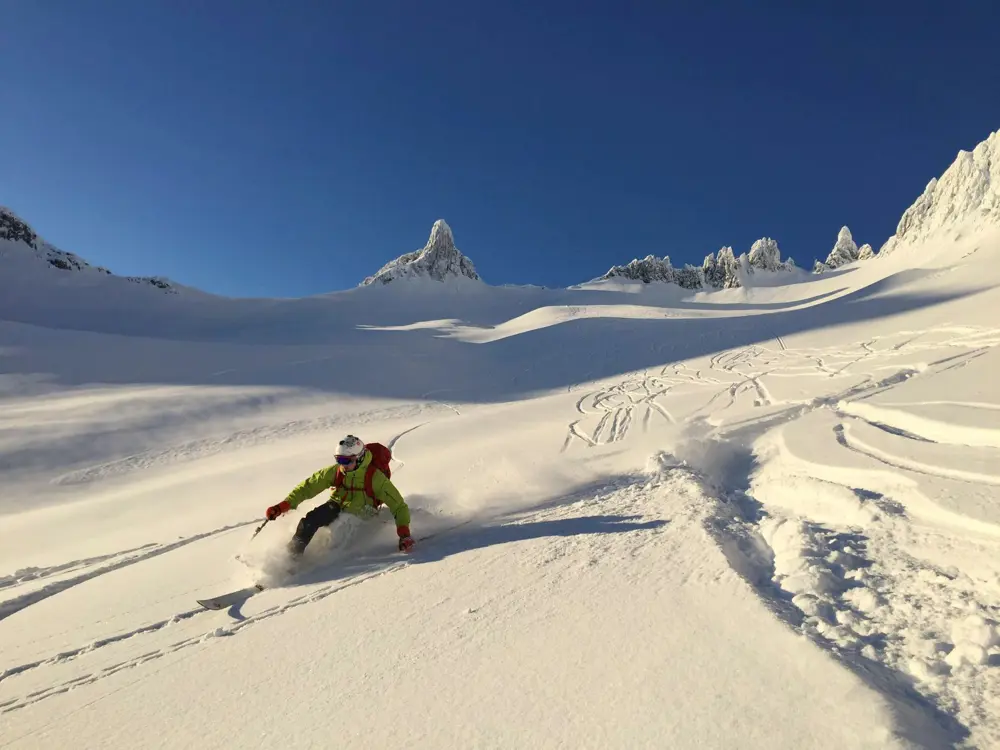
[284,450,411,528]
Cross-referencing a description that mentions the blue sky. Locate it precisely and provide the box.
[2,2,999,297]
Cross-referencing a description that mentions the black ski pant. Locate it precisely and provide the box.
[289,500,341,554]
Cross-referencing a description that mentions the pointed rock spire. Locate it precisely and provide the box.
[362,220,481,285]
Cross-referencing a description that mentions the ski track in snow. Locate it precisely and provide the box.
[0,410,461,712]
[8,136,1000,747]
[5,314,1000,744]
[563,375,678,450]
[0,521,260,623]
[0,543,158,593]
[0,520,471,716]
[0,563,406,713]
[561,324,1000,745]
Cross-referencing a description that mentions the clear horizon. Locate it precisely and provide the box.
[2,2,998,296]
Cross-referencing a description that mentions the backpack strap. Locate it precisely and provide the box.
[364,465,381,507]
[331,465,382,507]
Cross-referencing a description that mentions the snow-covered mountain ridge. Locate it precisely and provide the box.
[602,237,798,289]
[604,225,884,286]
[3,128,999,299]
[605,129,1000,285]
[880,128,1000,256]
[0,206,175,292]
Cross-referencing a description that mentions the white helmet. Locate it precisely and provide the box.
[335,434,366,465]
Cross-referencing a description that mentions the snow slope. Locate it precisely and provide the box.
[3,131,1000,749]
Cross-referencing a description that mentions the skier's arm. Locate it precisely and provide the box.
[373,473,411,529]
[284,466,339,510]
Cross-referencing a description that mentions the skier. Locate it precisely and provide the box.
[264,435,414,556]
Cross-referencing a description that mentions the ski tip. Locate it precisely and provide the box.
[196,599,227,611]
[196,583,266,611]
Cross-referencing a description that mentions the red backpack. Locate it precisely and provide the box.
[332,442,392,505]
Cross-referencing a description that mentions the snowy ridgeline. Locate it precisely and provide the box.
[0,207,175,292]
[880,128,1000,256]
[601,238,796,290]
[2,129,998,296]
[603,128,1000,286]
[602,225,879,289]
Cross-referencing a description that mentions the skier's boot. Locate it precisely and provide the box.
[287,534,308,557]
[286,501,339,558]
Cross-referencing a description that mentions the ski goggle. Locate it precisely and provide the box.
[335,454,360,466]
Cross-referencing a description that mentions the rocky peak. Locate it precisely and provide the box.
[824,226,860,268]
[0,206,176,292]
[812,225,878,273]
[880,129,1000,255]
[747,237,782,272]
[0,207,38,248]
[602,255,677,284]
[361,220,481,286]
[603,237,795,291]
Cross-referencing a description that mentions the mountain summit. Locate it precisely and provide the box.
[361,220,481,286]
[880,128,1000,256]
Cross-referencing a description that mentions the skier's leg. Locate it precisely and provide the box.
[288,501,341,555]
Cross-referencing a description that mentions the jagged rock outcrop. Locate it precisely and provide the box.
[0,206,176,292]
[673,265,704,289]
[826,226,860,268]
[880,129,1000,255]
[702,252,724,288]
[362,220,481,286]
[603,238,795,290]
[743,238,796,280]
[747,237,782,272]
[715,246,741,288]
[813,226,877,273]
[602,255,677,284]
[0,208,37,248]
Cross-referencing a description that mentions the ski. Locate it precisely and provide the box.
[197,519,472,610]
[196,583,265,610]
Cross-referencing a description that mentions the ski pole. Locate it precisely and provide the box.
[250,519,269,541]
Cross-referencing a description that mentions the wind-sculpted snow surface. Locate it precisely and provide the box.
[4,249,1000,746]
[5,129,1000,747]
[556,321,1000,745]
